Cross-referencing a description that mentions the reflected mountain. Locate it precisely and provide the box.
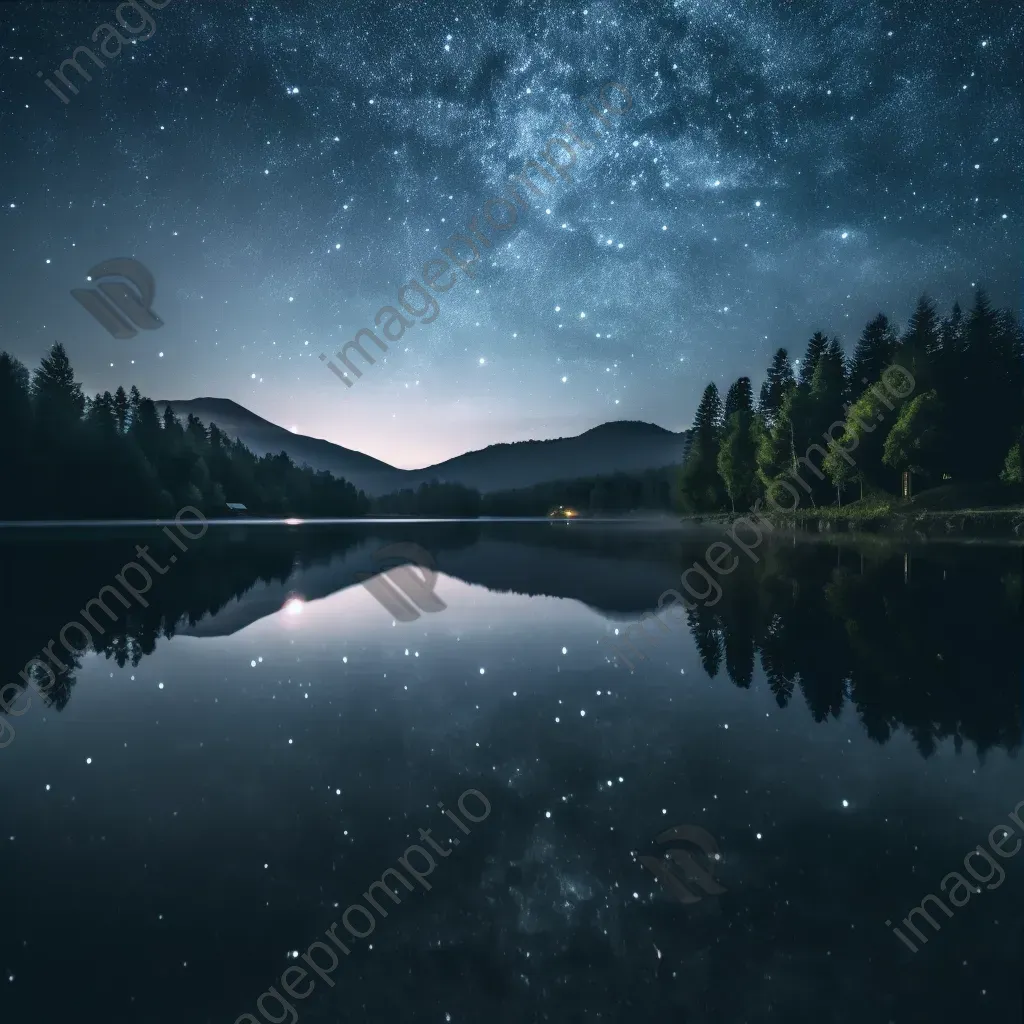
[1,523,1020,760]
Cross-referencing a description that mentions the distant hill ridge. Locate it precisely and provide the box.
[155,398,691,497]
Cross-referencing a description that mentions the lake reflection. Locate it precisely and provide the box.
[1,522,1021,1023]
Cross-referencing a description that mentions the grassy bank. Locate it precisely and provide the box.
[684,483,1024,540]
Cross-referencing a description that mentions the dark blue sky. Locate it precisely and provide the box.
[1,0,1020,467]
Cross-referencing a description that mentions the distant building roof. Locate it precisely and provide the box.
[226,502,247,510]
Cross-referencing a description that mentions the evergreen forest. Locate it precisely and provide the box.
[0,344,370,519]
[676,290,1024,514]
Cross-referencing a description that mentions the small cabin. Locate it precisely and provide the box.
[548,506,578,519]
[225,502,249,517]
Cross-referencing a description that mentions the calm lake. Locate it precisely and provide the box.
[1,521,1021,1023]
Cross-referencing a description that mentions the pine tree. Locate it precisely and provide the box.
[812,339,847,405]
[798,332,829,386]
[932,301,966,479]
[0,353,33,518]
[961,291,1023,479]
[941,301,966,356]
[113,386,130,434]
[723,377,754,420]
[895,295,938,386]
[31,342,84,428]
[130,396,163,458]
[185,413,209,450]
[0,352,31,433]
[86,391,118,436]
[128,385,142,426]
[692,383,723,441]
[676,384,727,512]
[758,348,794,426]
[849,314,897,399]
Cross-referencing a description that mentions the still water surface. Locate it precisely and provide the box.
[1,522,1021,1022]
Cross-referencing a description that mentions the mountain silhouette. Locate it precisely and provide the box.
[155,398,692,496]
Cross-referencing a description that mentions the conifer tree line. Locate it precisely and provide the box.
[676,290,1024,514]
[0,345,370,519]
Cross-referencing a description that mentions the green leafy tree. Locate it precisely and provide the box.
[717,408,758,512]
[882,390,943,497]
[1000,428,1023,485]
[792,338,849,505]
[757,385,798,493]
[823,388,893,501]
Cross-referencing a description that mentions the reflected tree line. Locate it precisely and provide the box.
[681,540,1021,758]
[0,526,365,717]
[2,527,1019,761]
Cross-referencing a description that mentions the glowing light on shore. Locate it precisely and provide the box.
[283,597,305,616]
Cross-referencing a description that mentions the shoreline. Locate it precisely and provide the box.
[681,506,1024,542]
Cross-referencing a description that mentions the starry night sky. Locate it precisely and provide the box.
[1,0,1020,468]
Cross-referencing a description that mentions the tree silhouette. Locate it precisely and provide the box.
[723,376,754,420]
[757,348,794,426]
[798,332,829,386]
[849,315,897,400]
[0,343,371,520]
[675,384,727,512]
